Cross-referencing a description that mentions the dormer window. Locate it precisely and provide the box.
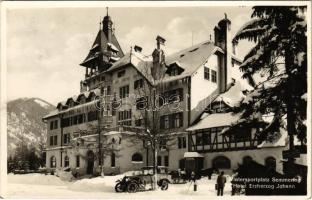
[170,67,180,76]
[166,62,184,76]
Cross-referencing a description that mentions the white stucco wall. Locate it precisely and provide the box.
[190,54,219,110]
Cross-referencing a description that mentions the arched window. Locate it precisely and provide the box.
[111,138,116,144]
[242,156,253,165]
[132,153,143,162]
[212,156,231,169]
[265,157,276,171]
[111,153,116,167]
[64,156,69,167]
[50,156,56,168]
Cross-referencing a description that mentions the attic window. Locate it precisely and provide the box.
[180,54,185,58]
[189,48,199,52]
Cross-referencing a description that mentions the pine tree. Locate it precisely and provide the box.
[232,6,307,164]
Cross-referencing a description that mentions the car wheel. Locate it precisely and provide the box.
[160,180,169,190]
[115,183,123,193]
[127,182,138,193]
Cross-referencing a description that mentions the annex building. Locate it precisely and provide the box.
[43,11,306,176]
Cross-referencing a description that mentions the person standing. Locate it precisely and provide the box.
[216,171,226,196]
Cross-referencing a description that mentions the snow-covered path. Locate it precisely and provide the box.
[7,173,232,198]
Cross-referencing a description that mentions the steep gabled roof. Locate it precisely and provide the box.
[107,51,154,83]
[80,30,124,67]
[163,41,224,82]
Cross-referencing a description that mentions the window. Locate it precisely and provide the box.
[211,70,217,83]
[50,135,58,146]
[107,86,111,95]
[117,70,125,77]
[72,115,78,125]
[203,133,211,145]
[77,114,84,124]
[196,133,203,145]
[76,155,80,167]
[164,156,169,167]
[88,111,98,122]
[50,120,58,130]
[134,79,144,89]
[164,116,170,129]
[111,153,116,167]
[160,113,183,129]
[61,118,70,128]
[64,156,69,167]
[119,85,129,98]
[50,156,56,168]
[170,67,180,76]
[118,110,132,121]
[174,113,181,128]
[178,137,187,149]
[204,67,210,80]
[132,153,143,162]
[229,130,251,143]
[157,156,162,166]
[135,119,144,127]
[63,133,70,144]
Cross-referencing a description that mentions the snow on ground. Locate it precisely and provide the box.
[6,173,232,199]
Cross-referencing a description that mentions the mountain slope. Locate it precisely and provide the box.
[7,98,55,156]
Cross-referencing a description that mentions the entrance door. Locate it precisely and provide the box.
[87,151,95,175]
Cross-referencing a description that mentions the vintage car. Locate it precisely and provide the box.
[169,170,187,184]
[115,166,170,193]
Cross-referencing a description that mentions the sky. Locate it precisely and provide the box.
[6,6,253,105]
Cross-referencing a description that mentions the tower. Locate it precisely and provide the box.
[214,14,232,93]
[79,8,124,92]
[102,7,113,44]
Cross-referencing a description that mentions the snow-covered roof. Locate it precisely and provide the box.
[43,99,99,120]
[214,80,253,108]
[163,41,222,82]
[184,152,203,158]
[80,30,124,67]
[186,112,242,131]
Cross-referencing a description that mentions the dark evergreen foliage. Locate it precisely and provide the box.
[231,6,307,146]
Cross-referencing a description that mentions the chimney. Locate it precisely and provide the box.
[153,35,166,64]
[134,45,142,53]
[215,14,232,93]
[151,36,166,80]
[156,35,166,50]
[102,7,113,43]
